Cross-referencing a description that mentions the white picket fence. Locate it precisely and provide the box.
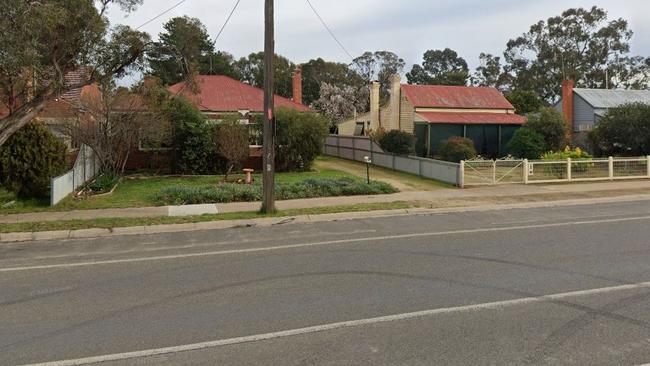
[50,145,100,205]
[462,156,650,186]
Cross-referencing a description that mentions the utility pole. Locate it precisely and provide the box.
[261,0,275,213]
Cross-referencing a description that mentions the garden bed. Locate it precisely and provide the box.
[154,177,397,205]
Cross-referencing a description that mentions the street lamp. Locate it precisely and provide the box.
[364,156,372,184]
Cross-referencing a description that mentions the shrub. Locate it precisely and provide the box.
[153,177,398,204]
[214,120,250,180]
[541,147,594,176]
[438,137,477,162]
[377,130,416,155]
[589,102,650,157]
[274,107,329,172]
[507,128,546,159]
[0,122,68,198]
[542,146,592,160]
[525,107,567,151]
[86,173,119,194]
[166,97,214,174]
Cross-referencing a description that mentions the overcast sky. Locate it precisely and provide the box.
[107,0,650,78]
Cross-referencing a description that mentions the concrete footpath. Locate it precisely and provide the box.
[1,180,650,226]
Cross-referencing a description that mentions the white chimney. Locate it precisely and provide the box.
[389,74,401,130]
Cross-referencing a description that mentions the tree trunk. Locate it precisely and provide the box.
[0,98,49,146]
[224,163,234,182]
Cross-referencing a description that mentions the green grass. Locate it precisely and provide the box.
[0,168,372,215]
[0,201,413,233]
[315,156,454,191]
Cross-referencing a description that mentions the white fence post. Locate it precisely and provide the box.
[567,158,572,181]
[492,160,497,184]
[608,156,614,180]
[523,159,529,185]
[459,160,465,188]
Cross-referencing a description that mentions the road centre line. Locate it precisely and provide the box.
[3,215,650,273]
[20,279,650,366]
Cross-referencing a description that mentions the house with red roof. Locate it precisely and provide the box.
[338,75,526,158]
[168,73,308,149]
[122,72,309,171]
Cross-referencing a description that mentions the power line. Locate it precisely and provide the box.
[136,0,188,30]
[212,0,242,46]
[304,0,356,62]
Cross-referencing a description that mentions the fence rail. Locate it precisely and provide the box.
[462,156,650,186]
[324,135,461,186]
[50,145,99,205]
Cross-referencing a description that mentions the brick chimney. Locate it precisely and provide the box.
[292,67,303,105]
[562,79,575,137]
[369,81,381,132]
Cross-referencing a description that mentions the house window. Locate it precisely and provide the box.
[353,122,366,136]
[577,123,592,132]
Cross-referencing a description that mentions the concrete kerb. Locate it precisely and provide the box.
[3,193,650,245]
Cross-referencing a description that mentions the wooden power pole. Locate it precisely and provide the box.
[261,0,276,213]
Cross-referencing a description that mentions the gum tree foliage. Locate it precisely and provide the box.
[0,0,151,146]
[0,122,68,198]
[407,48,469,86]
[471,53,509,90]
[352,51,405,100]
[234,52,296,99]
[503,6,650,103]
[147,16,238,86]
[506,90,543,115]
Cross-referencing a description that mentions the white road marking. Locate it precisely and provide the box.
[19,279,650,366]
[2,215,650,273]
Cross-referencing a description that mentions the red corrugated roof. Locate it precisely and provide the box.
[401,85,515,109]
[169,75,309,112]
[417,112,526,125]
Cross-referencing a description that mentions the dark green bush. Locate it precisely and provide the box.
[438,137,477,162]
[589,102,650,156]
[274,107,329,172]
[154,177,398,204]
[507,128,546,159]
[377,130,416,155]
[166,97,214,174]
[0,122,68,198]
[525,107,567,152]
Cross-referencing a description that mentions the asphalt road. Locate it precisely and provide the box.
[3,199,650,365]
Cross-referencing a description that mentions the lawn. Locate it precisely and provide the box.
[314,156,454,191]
[0,168,393,214]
